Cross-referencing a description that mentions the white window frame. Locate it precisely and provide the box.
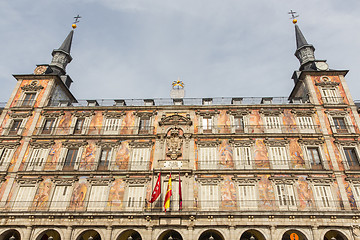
[200,184,219,210]
[87,185,109,211]
[296,116,315,133]
[313,185,335,210]
[269,146,289,169]
[321,87,341,104]
[57,146,85,171]
[103,117,122,135]
[237,184,258,209]
[19,91,38,107]
[352,184,360,207]
[12,185,37,210]
[275,183,297,210]
[125,185,145,211]
[3,118,27,136]
[0,148,15,171]
[230,115,249,133]
[39,117,59,135]
[198,146,218,170]
[69,116,92,135]
[328,113,355,134]
[303,145,326,170]
[129,147,151,171]
[234,146,253,169]
[340,145,360,170]
[264,116,282,133]
[49,184,72,211]
[26,148,50,171]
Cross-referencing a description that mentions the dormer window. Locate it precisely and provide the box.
[202,98,213,105]
[261,97,273,104]
[22,92,36,107]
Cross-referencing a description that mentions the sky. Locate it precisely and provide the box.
[0,0,359,102]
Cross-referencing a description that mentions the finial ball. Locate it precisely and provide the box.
[292,19,297,24]
[72,24,77,29]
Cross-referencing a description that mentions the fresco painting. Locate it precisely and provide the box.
[57,112,71,135]
[108,178,125,210]
[220,176,237,210]
[333,181,344,210]
[32,178,52,209]
[289,139,305,169]
[219,140,233,169]
[11,79,49,108]
[69,177,88,210]
[44,141,62,171]
[79,141,96,171]
[248,110,263,133]
[87,111,103,135]
[331,141,343,171]
[0,178,9,201]
[283,109,297,133]
[0,115,10,135]
[297,176,314,210]
[343,177,357,209]
[114,141,130,170]
[218,110,231,134]
[120,111,136,135]
[258,175,275,209]
[7,141,22,173]
[22,115,35,136]
[194,114,199,134]
[254,140,269,168]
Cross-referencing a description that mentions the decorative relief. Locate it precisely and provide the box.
[102,110,125,118]
[72,110,95,117]
[8,111,32,119]
[16,176,43,184]
[29,140,55,148]
[325,110,348,116]
[195,110,219,117]
[264,138,289,146]
[0,141,20,149]
[41,110,65,118]
[51,176,78,185]
[229,139,255,147]
[21,81,44,92]
[159,113,192,126]
[291,109,315,116]
[259,108,283,116]
[134,111,157,118]
[334,139,358,146]
[345,177,360,184]
[232,175,260,183]
[196,140,220,147]
[87,176,114,185]
[298,138,324,145]
[166,128,183,160]
[227,109,251,116]
[129,141,153,148]
[125,176,150,184]
[315,76,340,87]
[269,176,298,184]
[96,140,120,148]
[34,65,49,75]
[196,176,223,184]
[62,140,88,148]
[307,175,335,184]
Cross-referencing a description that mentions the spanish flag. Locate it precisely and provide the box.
[164,173,172,212]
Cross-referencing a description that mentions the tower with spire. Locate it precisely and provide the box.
[49,29,74,75]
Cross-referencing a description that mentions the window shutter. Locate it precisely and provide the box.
[2,119,12,136]
[17,119,26,135]
[239,185,257,209]
[298,116,314,132]
[199,117,203,134]
[57,148,68,170]
[74,147,84,170]
[50,185,71,210]
[266,117,280,129]
[127,186,144,210]
[0,148,14,171]
[69,117,77,134]
[13,186,36,210]
[314,185,333,208]
[270,147,288,169]
[104,118,121,134]
[87,185,108,211]
[28,149,40,171]
[353,185,360,204]
[81,117,91,134]
[346,116,355,133]
[286,184,296,206]
[130,148,150,170]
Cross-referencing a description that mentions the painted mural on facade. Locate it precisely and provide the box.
[114,141,130,170]
[218,110,231,134]
[11,79,49,108]
[108,178,125,210]
[283,109,297,133]
[258,175,275,209]
[220,176,237,210]
[248,110,263,133]
[289,139,305,169]
[68,177,87,210]
[297,176,314,210]
[254,139,269,168]
[32,178,52,209]
[79,141,96,171]
[218,140,234,169]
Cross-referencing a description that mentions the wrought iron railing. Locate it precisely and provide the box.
[321,97,345,105]
[197,125,322,134]
[11,100,36,108]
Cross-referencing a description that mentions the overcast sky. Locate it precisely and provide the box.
[0,0,359,102]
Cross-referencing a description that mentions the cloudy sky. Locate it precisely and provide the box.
[0,0,359,103]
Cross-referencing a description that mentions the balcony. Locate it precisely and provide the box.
[322,97,345,105]
[11,100,36,108]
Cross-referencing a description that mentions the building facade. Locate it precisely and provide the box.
[0,22,359,240]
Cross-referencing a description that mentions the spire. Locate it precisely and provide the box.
[58,30,74,54]
[295,24,308,49]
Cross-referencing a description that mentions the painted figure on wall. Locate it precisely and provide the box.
[258,175,275,209]
[297,176,314,210]
[218,110,231,134]
[69,177,87,210]
[114,141,130,170]
[32,178,52,209]
[219,140,233,169]
[254,140,269,168]
[79,142,96,171]
[108,178,125,209]
[220,176,236,210]
[289,139,305,168]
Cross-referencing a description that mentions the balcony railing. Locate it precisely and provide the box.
[4,199,354,213]
[322,97,345,105]
[198,125,322,134]
[330,125,356,134]
[11,100,36,108]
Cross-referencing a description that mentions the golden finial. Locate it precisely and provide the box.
[288,10,299,24]
[172,78,184,89]
[72,15,82,29]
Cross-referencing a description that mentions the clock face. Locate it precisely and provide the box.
[315,62,329,71]
[34,66,47,75]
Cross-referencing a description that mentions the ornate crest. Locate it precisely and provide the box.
[159,113,192,126]
[21,81,44,92]
[166,128,183,160]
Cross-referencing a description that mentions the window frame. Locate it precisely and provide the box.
[197,144,218,170]
[237,184,258,210]
[125,185,146,211]
[20,92,37,107]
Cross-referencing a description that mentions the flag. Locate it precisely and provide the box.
[149,173,161,203]
[179,173,182,210]
[164,173,172,212]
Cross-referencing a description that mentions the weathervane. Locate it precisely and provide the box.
[172,78,184,89]
[288,10,299,24]
[72,15,82,29]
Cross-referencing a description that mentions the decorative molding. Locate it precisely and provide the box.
[125,176,150,184]
[196,176,223,184]
[195,110,219,117]
[315,76,340,87]
[229,139,255,147]
[133,111,157,118]
[96,140,120,148]
[159,113,192,126]
[264,138,289,146]
[129,141,154,148]
[166,128,183,160]
[227,109,251,116]
[72,110,95,118]
[232,175,260,183]
[259,108,283,116]
[29,140,55,148]
[291,109,315,117]
[21,81,44,92]
[307,175,335,184]
[62,140,88,148]
[102,110,125,118]
[269,176,298,184]
[334,139,358,146]
[325,110,348,116]
[196,140,221,147]
[0,141,20,149]
[41,110,65,118]
[16,176,43,184]
[87,176,114,185]
[345,176,360,184]
[8,111,32,119]
[298,138,324,145]
[51,176,78,185]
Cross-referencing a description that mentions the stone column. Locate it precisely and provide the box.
[312,226,320,240]
[64,226,73,240]
[229,226,235,240]
[187,226,194,240]
[23,226,32,240]
[105,226,113,240]
[270,225,276,240]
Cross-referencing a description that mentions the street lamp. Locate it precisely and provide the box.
[128,236,133,240]
[48,236,54,240]
[209,235,214,240]
[168,236,173,240]
[88,237,94,240]
[330,237,336,240]
[250,236,255,240]
[9,236,15,240]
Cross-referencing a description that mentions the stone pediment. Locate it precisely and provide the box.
[159,113,192,126]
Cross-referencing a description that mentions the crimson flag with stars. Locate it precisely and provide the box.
[149,173,161,203]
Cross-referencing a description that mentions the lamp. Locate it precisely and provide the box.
[9,236,15,240]
[250,236,255,240]
[168,236,173,240]
[209,235,214,240]
[330,237,336,240]
[48,237,54,240]
[128,236,133,240]
[88,237,93,240]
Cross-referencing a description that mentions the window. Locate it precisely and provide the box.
[333,117,348,133]
[138,117,151,134]
[130,147,151,170]
[13,186,36,210]
[69,116,91,135]
[103,118,122,134]
[313,185,334,209]
[0,148,14,171]
[202,117,213,133]
[50,185,72,211]
[200,184,219,210]
[322,88,340,104]
[63,148,78,170]
[98,148,112,170]
[27,148,50,171]
[269,147,288,169]
[307,147,323,169]
[276,184,296,208]
[87,185,108,211]
[297,116,315,133]
[344,148,360,168]
[8,119,23,135]
[238,185,257,209]
[41,118,56,134]
[22,92,36,106]
[234,146,252,169]
[352,185,360,205]
[264,116,281,132]
[234,117,244,133]
[126,186,145,210]
[74,118,85,134]
[198,147,217,169]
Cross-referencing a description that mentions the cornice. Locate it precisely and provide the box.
[195,110,219,117]
[196,140,221,147]
[158,113,192,126]
[298,137,324,145]
[196,176,223,184]
[41,110,65,118]
[227,109,251,116]
[269,175,298,184]
[87,175,115,185]
[96,140,121,148]
[232,175,260,183]
[0,141,21,149]
[307,175,335,184]
[16,176,43,184]
[133,111,157,118]
[291,109,315,117]
[72,110,95,117]
[102,110,125,118]
[8,111,33,119]
[259,108,283,116]
[264,138,289,146]
[229,139,255,147]
[129,140,154,148]
[125,176,150,184]
[62,140,88,148]
[51,176,78,185]
[29,140,55,148]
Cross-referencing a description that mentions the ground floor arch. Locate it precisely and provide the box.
[0,229,21,240]
[240,229,266,240]
[281,230,308,240]
[35,229,61,240]
[324,230,348,240]
[116,229,142,240]
[157,230,183,240]
[198,230,225,240]
[76,230,101,240]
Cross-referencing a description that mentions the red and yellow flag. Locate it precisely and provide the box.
[164,173,172,212]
